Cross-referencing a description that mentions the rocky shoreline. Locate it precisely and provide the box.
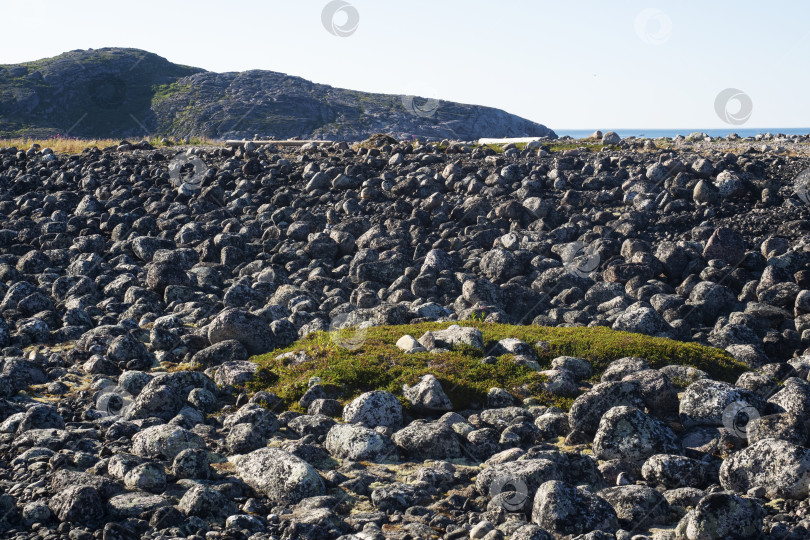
[0,133,810,539]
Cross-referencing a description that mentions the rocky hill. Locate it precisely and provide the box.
[0,48,556,141]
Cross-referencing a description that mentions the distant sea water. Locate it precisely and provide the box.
[555,128,810,139]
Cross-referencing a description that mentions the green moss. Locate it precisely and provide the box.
[151,82,192,104]
[248,322,747,413]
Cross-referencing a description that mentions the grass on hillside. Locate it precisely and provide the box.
[0,136,221,154]
[248,322,747,413]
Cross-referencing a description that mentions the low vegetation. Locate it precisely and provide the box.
[249,322,747,413]
[0,135,220,154]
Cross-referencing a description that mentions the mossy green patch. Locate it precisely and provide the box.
[248,322,747,413]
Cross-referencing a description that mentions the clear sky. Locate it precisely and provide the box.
[2,1,808,131]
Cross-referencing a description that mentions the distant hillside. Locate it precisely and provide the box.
[0,48,556,141]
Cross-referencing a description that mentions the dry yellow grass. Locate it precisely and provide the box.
[0,136,221,154]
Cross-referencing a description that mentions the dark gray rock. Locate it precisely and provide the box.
[207,308,275,355]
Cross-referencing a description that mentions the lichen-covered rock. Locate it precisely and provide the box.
[417,324,484,351]
[641,454,707,489]
[531,480,619,536]
[190,339,248,367]
[342,390,403,429]
[214,360,258,387]
[49,470,123,500]
[324,423,397,462]
[719,438,810,499]
[508,524,554,540]
[592,406,681,463]
[663,487,706,510]
[766,377,810,418]
[16,404,64,433]
[178,484,237,519]
[746,413,808,445]
[550,356,592,381]
[534,412,570,440]
[568,381,644,436]
[49,485,104,524]
[207,308,275,355]
[222,402,279,435]
[598,485,669,529]
[226,422,268,454]
[370,482,423,512]
[660,365,709,388]
[106,491,171,519]
[392,420,461,459]
[703,227,746,266]
[679,379,765,428]
[123,462,166,493]
[600,357,650,382]
[621,368,679,418]
[172,448,211,479]
[402,374,453,412]
[675,492,764,540]
[611,303,666,335]
[235,447,325,505]
[475,459,560,502]
[131,424,206,460]
[287,414,336,439]
[127,371,218,421]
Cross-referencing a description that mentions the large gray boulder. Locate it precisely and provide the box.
[592,406,681,463]
[675,492,764,540]
[679,379,765,428]
[475,459,560,502]
[235,448,325,505]
[719,438,810,499]
[324,423,397,462]
[392,421,461,460]
[568,381,644,436]
[402,374,453,412]
[342,391,403,429]
[703,227,746,266]
[417,325,484,351]
[127,371,217,421]
[131,425,206,460]
[49,486,104,525]
[598,485,669,530]
[641,454,706,489]
[531,480,618,536]
[207,308,275,355]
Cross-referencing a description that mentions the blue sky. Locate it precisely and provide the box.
[3,1,808,130]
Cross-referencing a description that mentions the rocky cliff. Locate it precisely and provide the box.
[0,48,556,141]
